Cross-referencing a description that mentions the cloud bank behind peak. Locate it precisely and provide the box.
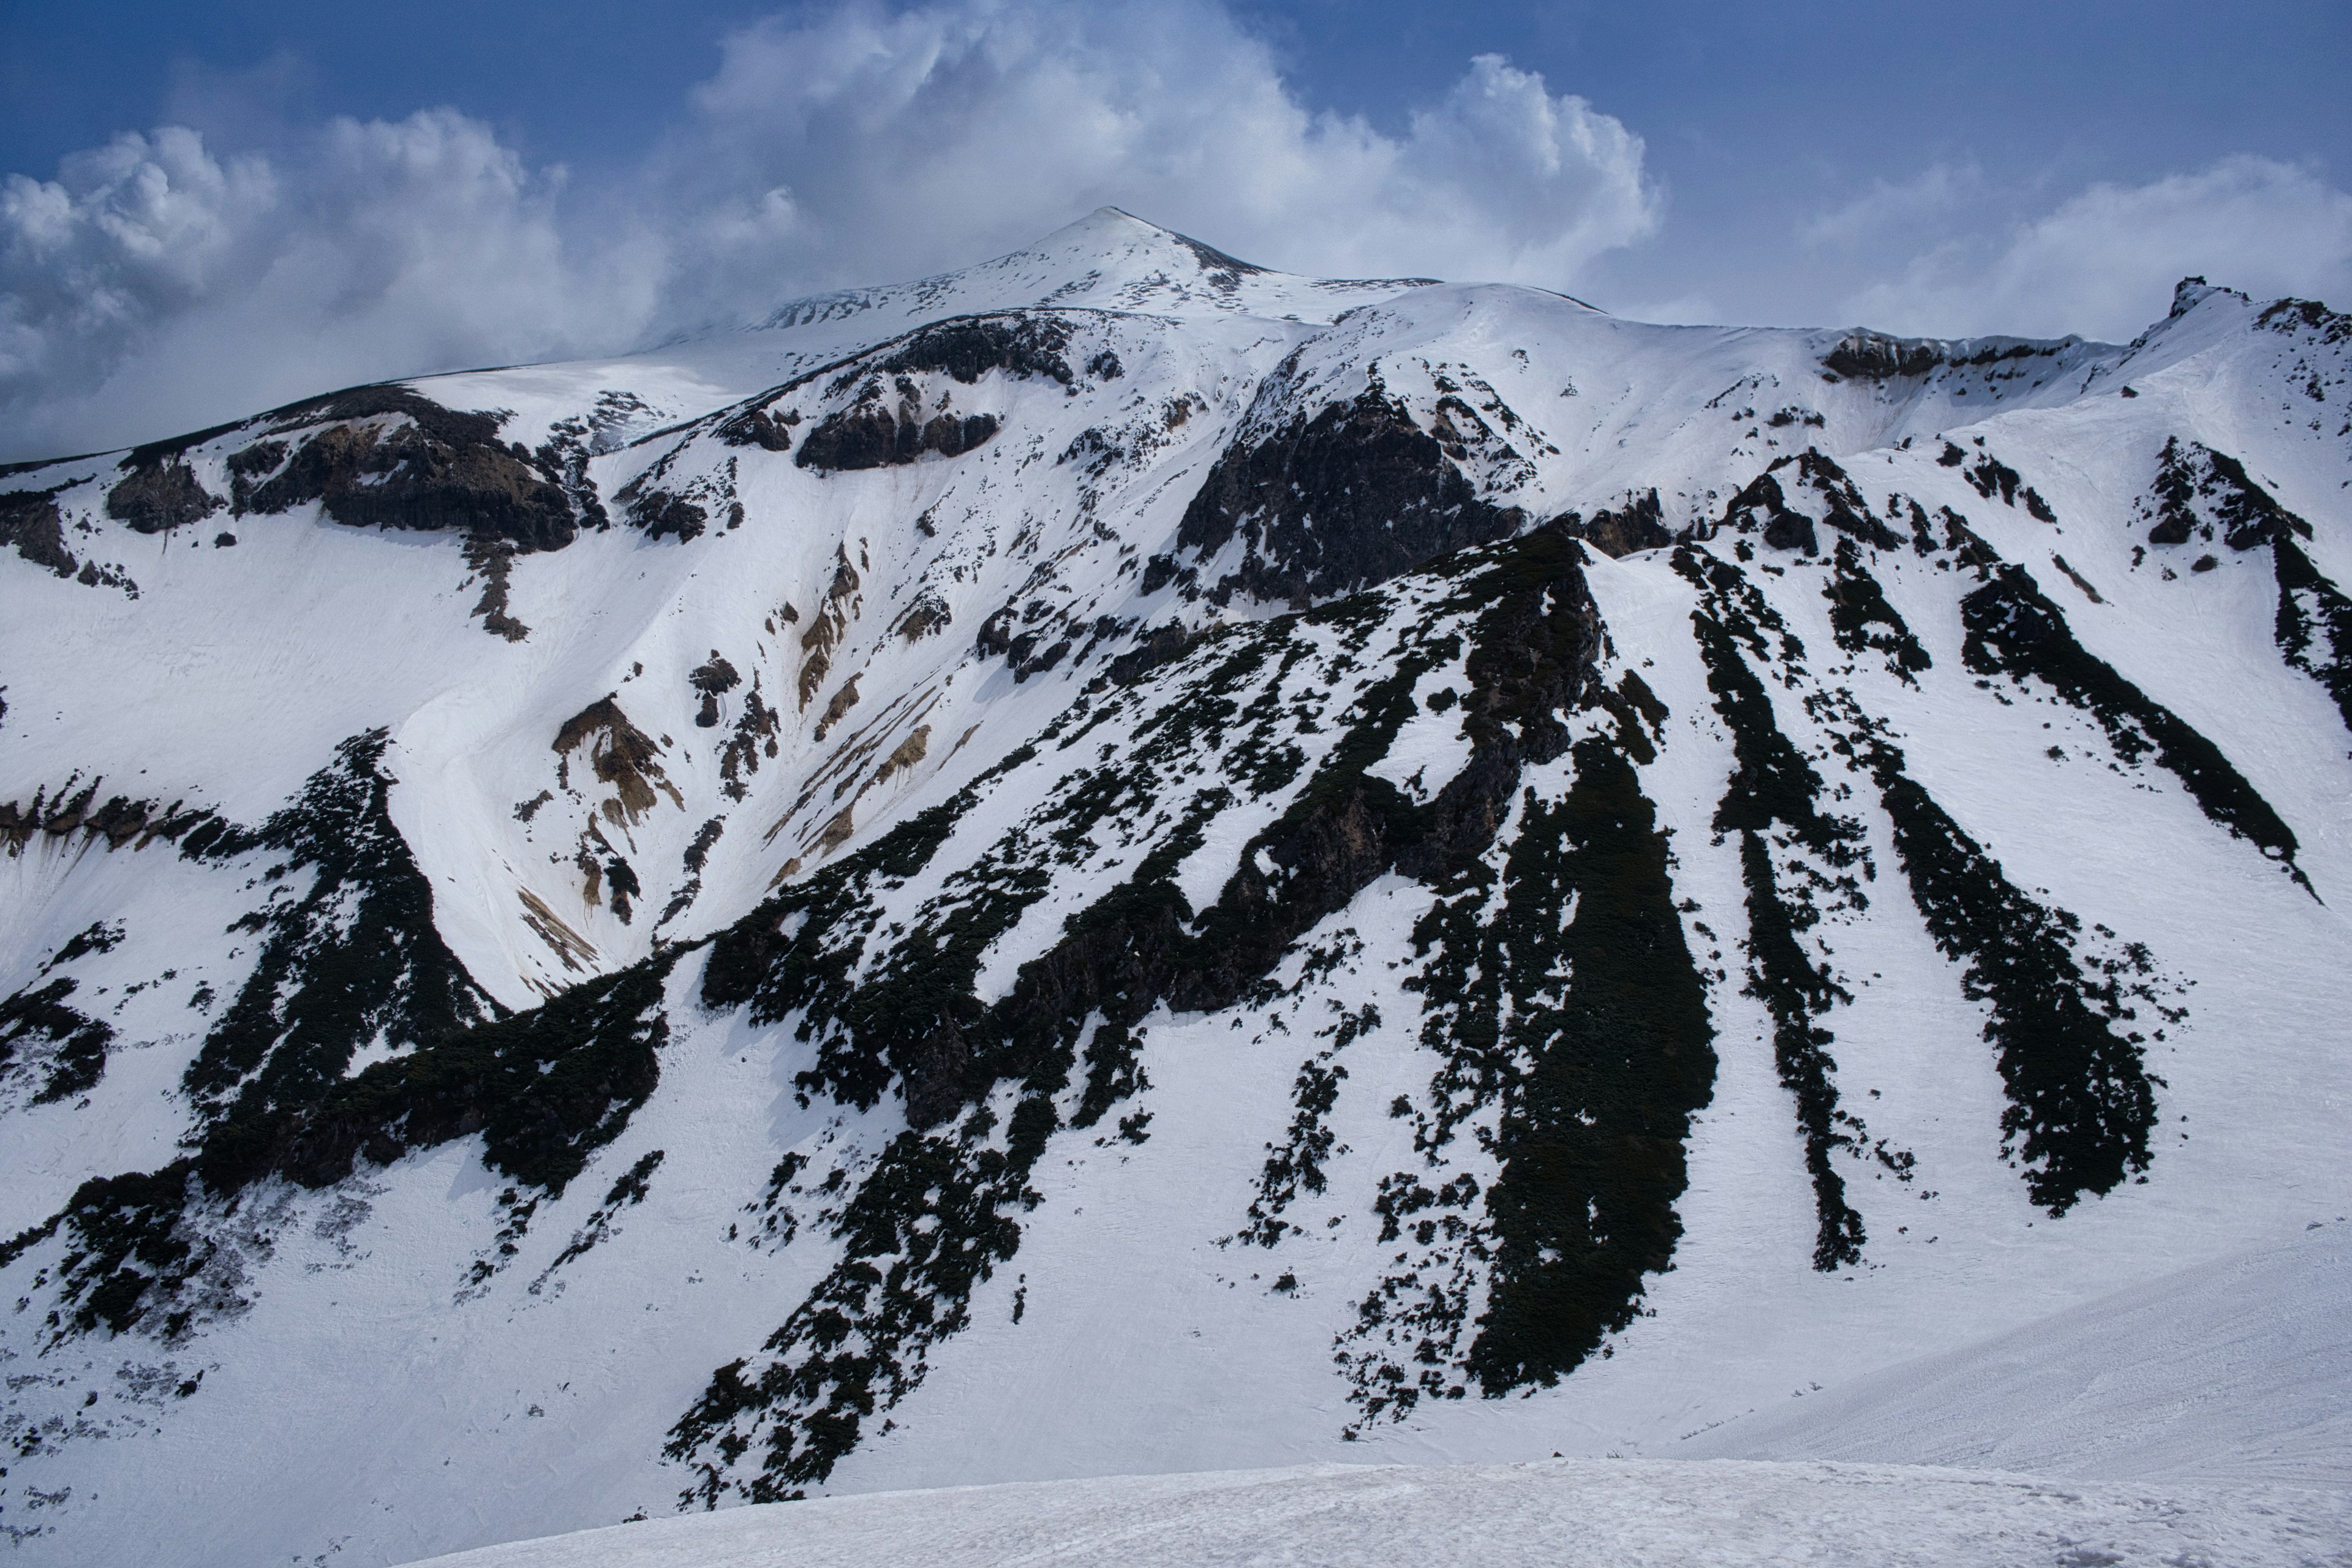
[0,0,1657,462]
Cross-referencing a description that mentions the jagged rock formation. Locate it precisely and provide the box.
[0,209,2346,1567]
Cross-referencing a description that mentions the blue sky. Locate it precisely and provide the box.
[4,0,2348,458]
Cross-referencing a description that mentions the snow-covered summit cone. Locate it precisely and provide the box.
[744,205,1446,337]
[2,209,2350,1568]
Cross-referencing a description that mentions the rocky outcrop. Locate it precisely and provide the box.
[106,457,222,533]
[235,385,580,551]
[796,407,1000,472]
[1175,387,1526,605]
[0,486,76,576]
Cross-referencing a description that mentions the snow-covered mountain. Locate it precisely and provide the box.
[1,207,2346,1566]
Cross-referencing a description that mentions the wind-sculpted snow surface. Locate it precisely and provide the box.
[0,214,2348,1565]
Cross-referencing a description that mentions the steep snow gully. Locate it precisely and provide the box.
[1,209,2347,1565]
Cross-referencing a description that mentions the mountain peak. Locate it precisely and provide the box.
[748,208,1428,338]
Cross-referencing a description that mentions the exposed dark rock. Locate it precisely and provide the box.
[796,407,1000,472]
[464,535,530,641]
[716,406,795,451]
[1106,624,1196,686]
[240,385,579,552]
[2257,296,2352,345]
[630,492,709,543]
[1175,386,1526,604]
[0,782,222,856]
[1565,489,1673,558]
[223,439,287,510]
[107,456,222,533]
[691,652,743,727]
[0,486,76,576]
[1823,331,1944,381]
[873,316,1074,387]
[1823,331,2060,382]
[891,589,951,643]
[554,698,676,821]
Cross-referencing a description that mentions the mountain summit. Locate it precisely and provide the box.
[2,215,2348,1566]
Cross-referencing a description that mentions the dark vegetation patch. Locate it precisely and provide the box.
[1823,539,1932,685]
[2274,539,2352,739]
[1174,379,1527,604]
[179,730,505,1186]
[16,963,668,1343]
[0,976,115,1106]
[252,963,666,1197]
[2120,380,2346,731]
[1686,543,2171,1219]
[668,1095,1049,1503]
[1961,564,2304,879]
[1680,555,1877,1268]
[2142,437,2315,552]
[1869,756,2163,1213]
[1240,988,1378,1247]
[680,525,1620,1495]
[718,676,782,801]
[1461,740,1716,1391]
[1954,447,2057,524]
[1717,451,1900,556]
[533,1148,666,1288]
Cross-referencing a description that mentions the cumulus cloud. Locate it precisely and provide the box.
[651,0,1654,307]
[0,112,658,459]
[0,0,1656,462]
[1823,157,2352,342]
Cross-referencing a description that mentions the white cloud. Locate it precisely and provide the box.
[648,0,1656,318]
[1831,157,2352,342]
[0,112,658,459]
[1798,162,1991,252]
[0,0,1659,461]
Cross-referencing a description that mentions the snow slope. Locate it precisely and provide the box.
[1,213,2348,1566]
[399,1460,2352,1568]
[1685,1220,2352,1487]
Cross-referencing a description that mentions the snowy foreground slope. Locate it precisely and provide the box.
[411,1222,2352,1567]
[408,1462,2349,1568]
[1,209,2348,1565]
